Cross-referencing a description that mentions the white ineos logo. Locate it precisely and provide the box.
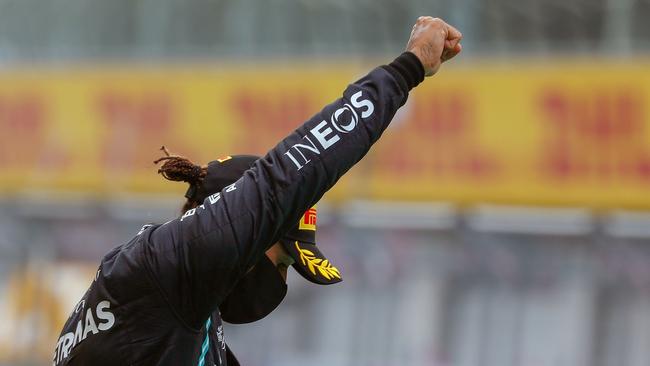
[331,104,359,133]
[284,90,375,170]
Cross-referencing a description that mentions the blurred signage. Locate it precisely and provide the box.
[1,61,649,208]
[0,263,96,362]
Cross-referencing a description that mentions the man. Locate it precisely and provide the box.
[53,16,462,365]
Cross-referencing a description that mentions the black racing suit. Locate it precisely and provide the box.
[53,52,424,366]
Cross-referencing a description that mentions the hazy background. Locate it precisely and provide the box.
[1,0,650,365]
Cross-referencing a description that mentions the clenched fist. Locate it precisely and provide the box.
[406,17,463,76]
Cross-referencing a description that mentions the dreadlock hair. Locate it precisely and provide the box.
[154,146,207,213]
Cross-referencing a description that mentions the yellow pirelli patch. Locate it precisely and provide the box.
[299,206,317,231]
[216,155,233,163]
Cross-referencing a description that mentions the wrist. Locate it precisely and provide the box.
[382,52,426,91]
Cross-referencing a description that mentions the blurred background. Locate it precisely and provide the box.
[1,0,650,365]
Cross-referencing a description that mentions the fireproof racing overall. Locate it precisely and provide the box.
[53,52,424,366]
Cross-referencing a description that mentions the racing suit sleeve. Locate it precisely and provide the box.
[143,52,425,328]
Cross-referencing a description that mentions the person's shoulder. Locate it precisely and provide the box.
[98,223,165,287]
[100,223,154,260]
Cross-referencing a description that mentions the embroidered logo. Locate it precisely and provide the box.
[295,241,341,280]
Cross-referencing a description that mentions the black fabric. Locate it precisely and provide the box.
[219,255,288,324]
[54,58,414,365]
[382,51,425,90]
[279,207,342,285]
[190,159,341,286]
[281,239,342,285]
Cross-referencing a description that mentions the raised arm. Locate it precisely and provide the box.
[143,17,462,327]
